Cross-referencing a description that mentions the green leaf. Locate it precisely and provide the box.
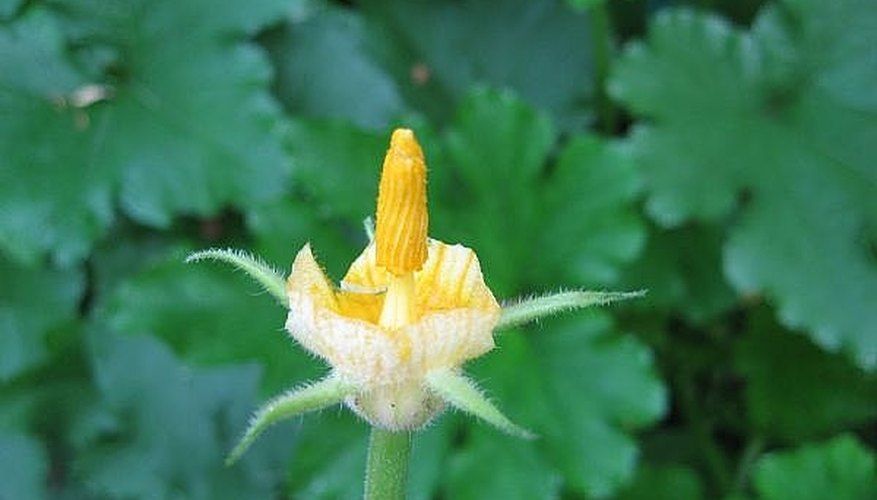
[735,309,877,442]
[264,5,405,129]
[0,9,113,264]
[426,368,533,439]
[227,376,356,466]
[469,319,665,497]
[1,0,293,262]
[611,3,877,369]
[68,0,291,227]
[187,248,288,308]
[0,0,22,19]
[536,134,644,285]
[447,427,562,500]
[753,435,876,500]
[616,464,704,500]
[533,316,666,496]
[287,412,369,499]
[100,249,319,394]
[74,331,296,499]
[566,0,605,11]
[0,258,83,380]
[284,119,386,223]
[247,195,360,282]
[407,416,456,500]
[620,224,737,324]
[439,89,643,295]
[0,433,48,500]
[363,0,595,128]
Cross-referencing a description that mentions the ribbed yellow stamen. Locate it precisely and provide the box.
[374,128,428,276]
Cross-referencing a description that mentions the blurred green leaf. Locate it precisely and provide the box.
[616,464,703,500]
[533,316,666,496]
[735,310,877,442]
[73,0,292,227]
[753,435,876,500]
[536,134,643,285]
[265,5,405,129]
[611,1,877,369]
[0,9,113,265]
[621,224,737,323]
[246,118,386,280]
[285,119,386,223]
[0,432,47,500]
[363,0,594,128]
[448,427,562,500]
[0,258,83,380]
[468,317,665,497]
[1,0,294,262]
[247,194,360,282]
[287,412,368,499]
[74,331,295,499]
[100,250,319,394]
[407,417,456,500]
[567,0,605,11]
[0,0,22,19]
[439,88,643,295]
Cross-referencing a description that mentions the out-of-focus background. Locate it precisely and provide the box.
[1,0,875,498]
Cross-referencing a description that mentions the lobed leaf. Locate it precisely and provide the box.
[0,258,83,380]
[101,251,317,394]
[753,435,876,500]
[75,330,295,499]
[0,9,113,264]
[611,2,877,369]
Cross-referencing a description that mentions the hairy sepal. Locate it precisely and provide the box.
[426,368,533,439]
[186,248,287,308]
[497,289,646,331]
[226,375,356,465]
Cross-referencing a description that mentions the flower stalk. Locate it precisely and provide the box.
[365,429,411,500]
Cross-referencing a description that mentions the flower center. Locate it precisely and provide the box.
[374,128,429,328]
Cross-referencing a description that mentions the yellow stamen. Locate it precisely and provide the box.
[379,273,416,329]
[374,128,428,276]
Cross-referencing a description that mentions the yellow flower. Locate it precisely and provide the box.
[188,127,642,464]
[285,129,501,429]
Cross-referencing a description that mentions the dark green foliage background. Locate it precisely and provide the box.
[1,0,875,498]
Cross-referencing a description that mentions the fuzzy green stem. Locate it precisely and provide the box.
[364,429,411,500]
[677,370,732,493]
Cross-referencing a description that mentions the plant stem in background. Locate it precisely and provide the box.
[676,370,732,494]
[590,0,617,134]
[732,435,765,495]
[365,429,412,500]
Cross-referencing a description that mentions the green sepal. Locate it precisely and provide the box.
[426,369,533,439]
[226,375,357,465]
[186,248,288,308]
[497,289,646,331]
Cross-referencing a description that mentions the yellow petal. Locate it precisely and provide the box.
[286,245,402,386]
[343,239,500,317]
[286,242,500,386]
